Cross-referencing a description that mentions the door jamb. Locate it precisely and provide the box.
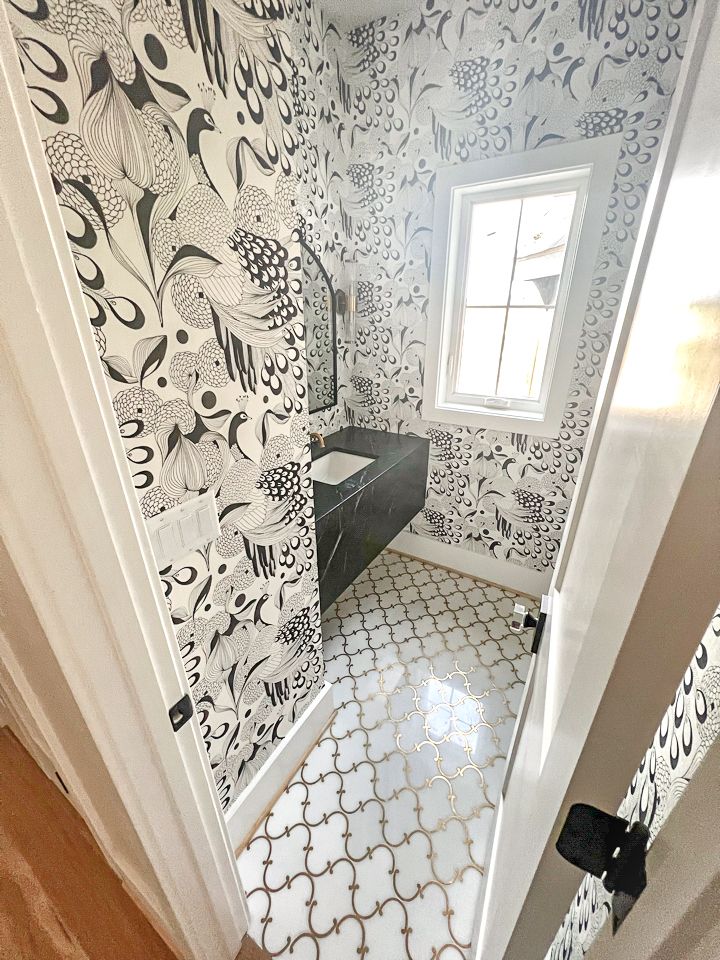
[473,1,717,956]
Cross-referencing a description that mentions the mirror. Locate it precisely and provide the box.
[301,240,337,414]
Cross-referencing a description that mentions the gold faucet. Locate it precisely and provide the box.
[309,432,325,448]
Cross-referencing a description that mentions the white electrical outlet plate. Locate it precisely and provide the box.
[146,491,221,570]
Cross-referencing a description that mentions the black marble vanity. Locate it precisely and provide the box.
[312,427,429,611]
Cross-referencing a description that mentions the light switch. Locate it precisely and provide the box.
[146,491,221,569]
[197,504,219,541]
[157,523,177,559]
[180,513,199,546]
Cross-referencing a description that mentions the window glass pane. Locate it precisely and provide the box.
[465,198,521,306]
[455,307,506,396]
[495,307,555,400]
[510,192,576,307]
[447,182,581,406]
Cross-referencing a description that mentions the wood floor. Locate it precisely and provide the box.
[0,726,268,960]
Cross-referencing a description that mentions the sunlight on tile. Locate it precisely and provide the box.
[239,551,533,959]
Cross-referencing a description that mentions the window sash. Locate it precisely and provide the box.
[441,168,591,417]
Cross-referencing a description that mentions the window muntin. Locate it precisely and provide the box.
[422,134,622,437]
[444,170,590,421]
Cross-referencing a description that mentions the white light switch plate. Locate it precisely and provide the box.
[146,491,221,570]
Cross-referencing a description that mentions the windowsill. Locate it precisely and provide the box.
[422,400,563,438]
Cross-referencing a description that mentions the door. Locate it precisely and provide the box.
[0,9,248,959]
[475,3,720,958]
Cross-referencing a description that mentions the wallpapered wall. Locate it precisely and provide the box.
[8,0,326,808]
[302,249,335,412]
[312,0,695,574]
[547,602,720,957]
[294,2,351,435]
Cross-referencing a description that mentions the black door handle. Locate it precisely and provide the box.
[556,802,650,932]
[510,594,549,653]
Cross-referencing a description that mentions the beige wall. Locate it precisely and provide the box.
[0,537,180,952]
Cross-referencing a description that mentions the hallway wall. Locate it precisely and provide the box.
[0,537,178,943]
[6,0,324,807]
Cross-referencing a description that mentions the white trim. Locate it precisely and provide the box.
[226,682,335,852]
[0,643,60,789]
[444,169,591,419]
[424,136,621,437]
[0,9,248,959]
[389,532,549,598]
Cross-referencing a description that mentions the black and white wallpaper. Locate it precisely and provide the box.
[8,0,328,808]
[309,0,695,574]
[546,602,720,958]
[291,1,351,435]
[302,245,335,412]
[7,0,698,809]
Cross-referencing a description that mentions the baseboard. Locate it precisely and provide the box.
[225,681,335,853]
[389,532,550,599]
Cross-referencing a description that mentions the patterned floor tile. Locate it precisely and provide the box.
[239,551,533,959]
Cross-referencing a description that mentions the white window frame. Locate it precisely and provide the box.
[424,136,622,437]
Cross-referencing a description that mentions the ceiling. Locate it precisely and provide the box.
[317,0,417,28]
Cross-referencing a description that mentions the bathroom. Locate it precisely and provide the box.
[1,1,719,959]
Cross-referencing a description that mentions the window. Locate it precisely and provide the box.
[425,137,620,436]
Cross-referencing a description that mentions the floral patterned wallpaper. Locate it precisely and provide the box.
[314,0,695,574]
[6,0,699,811]
[8,0,327,808]
[547,602,720,958]
[302,246,336,413]
[291,2,351,436]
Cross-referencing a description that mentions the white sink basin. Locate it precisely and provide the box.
[311,450,375,486]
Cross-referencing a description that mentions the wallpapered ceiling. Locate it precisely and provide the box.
[547,602,720,958]
[8,0,327,808]
[309,0,695,573]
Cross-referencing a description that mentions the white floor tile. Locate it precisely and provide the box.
[239,550,533,959]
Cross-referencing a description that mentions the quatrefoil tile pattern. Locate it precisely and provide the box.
[239,550,533,959]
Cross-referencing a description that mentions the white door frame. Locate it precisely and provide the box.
[0,8,249,958]
[474,1,720,957]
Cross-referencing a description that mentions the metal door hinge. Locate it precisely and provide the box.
[169,693,194,733]
[556,803,650,933]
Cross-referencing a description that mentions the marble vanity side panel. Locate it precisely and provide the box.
[317,442,429,610]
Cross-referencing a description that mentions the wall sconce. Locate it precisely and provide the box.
[335,256,357,343]
[346,256,358,343]
[335,288,348,317]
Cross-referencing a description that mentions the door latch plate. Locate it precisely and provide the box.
[169,693,194,733]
